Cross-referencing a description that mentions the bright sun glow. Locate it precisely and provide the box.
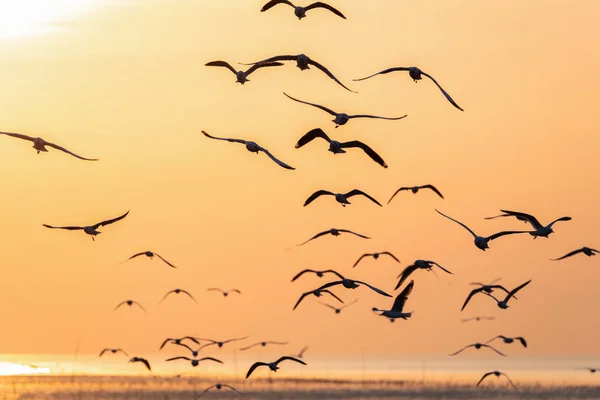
[0,362,50,376]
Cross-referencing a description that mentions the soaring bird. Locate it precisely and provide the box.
[123,251,176,268]
[295,346,309,359]
[205,60,283,84]
[291,269,345,282]
[129,357,151,371]
[202,131,294,170]
[320,298,358,314]
[293,288,344,310]
[486,335,527,348]
[197,337,250,350]
[353,252,400,268]
[260,1,346,20]
[449,343,507,357]
[0,131,98,161]
[304,189,382,207]
[485,210,571,238]
[435,209,528,251]
[114,300,146,313]
[239,341,288,351]
[353,66,463,111]
[159,337,200,350]
[246,356,306,378]
[43,210,129,241]
[485,280,532,310]
[294,128,387,167]
[160,289,197,304]
[395,259,452,290]
[580,368,600,373]
[284,92,406,128]
[551,247,599,261]
[165,356,223,367]
[314,278,392,298]
[373,280,414,320]
[201,384,243,396]
[461,282,514,311]
[99,348,128,358]
[207,288,241,297]
[240,54,354,92]
[388,185,444,204]
[476,371,517,390]
[461,316,495,323]
[297,228,370,246]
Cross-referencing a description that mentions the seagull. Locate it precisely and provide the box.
[99,348,128,358]
[160,289,197,304]
[207,288,241,297]
[372,280,414,320]
[197,337,250,350]
[449,343,507,357]
[240,54,354,92]
[246,356,306,378]
[165,356,223,367]
[395,259,452,290]
[129,357,151,371]
[476,371,517,390]
[435,209,528,251]
[123,251,176,268]
[485,210,571,238]
[484,280,532,310]
[205,60,283,84]
[551,247,599,260]
[461,316,495,323]
[314,278,392,298]
[284,92,407,128]
[580,368,600,373]
[159,337,200,350]
[239,341,289,351]
[353,252,400,268]
[114,300,146,313]
[461,282,514,311]
[291,269,345,282]
[304,189,382,207]
[202,131,294,170]
[295,346,309,359]
[0,131,99,161]
[486,336,527,348]
[352,66,463,111]
[293,288,344,310]
[388,185,444,204]
[201,384,243,396]
[297,228,370,246]
[260,1,346,20]
[320,298,358,314]
[43,210,129,241]
[294,128,387,167]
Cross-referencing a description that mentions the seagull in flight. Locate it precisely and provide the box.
[485,280,532,310]
[304,189,382,207]
[284,92,407,128]
[114,300,146,313]
[314,277,392,298]
[123,251,176,268]
[297,228,370,246]
[160,289,197,304]
[201,384,243,396]
[461,316,494,323]
[449,343,507,357]
[295,128,387,168]
[159,337,200,350]
[207,288,241,297]
[461,281,514,311]
[580,368,600,373]
[239,341,289,351]
[388,185,444,204]
[395,259,452,290]
[353,252,400,268]
[295,346,309,359]
[240,54,354,92]
[373,280,414,320]
[246,356,306,378]
[197,337,250,350]
[435,209,528,251]
[43,210,129,241]
[0,131,99,161]
[260,1,346,20]
[551,247,599,260]
[165,356,223,367]
[485,209,571,238]
[293,288,344,310]
[476,371,517,390]
[99,348,128,358]
[320,298,358,314]
[291,269,345,282]
[353,66,463,111]
[202,131,294,170]
[205,60,283,84]
[486,335,527,348]
[129,357,151,371]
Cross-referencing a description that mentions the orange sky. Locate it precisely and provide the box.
[0,0,599,370]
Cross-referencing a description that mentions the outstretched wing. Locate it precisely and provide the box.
[495,209,542,229]
[505,280,531,303]
[321,289,344,304]
[200,385,217,396]
[258,146,295,170]
[295,128,331,149]
[207,288,225,294]
[387,187,410,204]
[275,356,307,366]
[340,140,387,168]
[307,58,355,92]
[381,252,400,263]
[125,252,147,262]
[201,130,247,145]
[435,209,477,238]
[283,92,337,116]
[428,261,453,274]
[500,372,517,390]
[354,280,392,297]
[395,264,418,290]
[516,337,527,348]
[222,384,243,394]
[546,216,572,228]
[297,230,332,246]
[303,190,335,206]
[260,0,295,12]
[291,269,316,282]
[199,357,224,364]
[420,184,444,199]
[155,253,177,268]
[449,344,472,356]
[391,280,414,312]
[99,349,109,357]
[476,372,494,386]
[323,270,346,280]
[166,356,191,362]
[482,344,507,356]
[319,302,337,310]
[205,61,238,75]
[45,141,98,161]
[239,55,297,65]
[486,230,529,242]
[180,290,197,303]
[0,131,35,142]
[348,114,407,121]
[42,224,83,230]
[239,342,261,351]
[245,61,284,76]
[551,248,584,261]
[344,189,382,206]
[352,254,370,268]
[96,210,130,228]
[353,67,411,82]
[337,229,370,239]
[305,2,346,19]
[246,362,268,378]
[421,71,464,111]
[461,287,484,311]
[133,301,147,312]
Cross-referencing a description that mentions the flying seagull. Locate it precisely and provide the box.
[395,259,452,290]
[580,368,600,373]
[461,282,514,311]
[197,337,250,350]
[205,60,283,84]
[353,252,400,268]
[450,343,507,357]
[207,288,241,297]
[320,298,358,314]
[461,316,495,323]
[284,92,407,128]
[388,185,444,204]
[304,189,382,207]
[201,384,243,396]
[485,210,571,238]
[159,337,200,350]
[240,54,354,92]
[246,356,306,379]
[114,300,146,313]
[99,348,128,358]
[293,288,344,310]
[314,278,392,298]
[165,356,223,367]
[43,210,129,241]
[260,1,346,20]
[202,131,294,170]
[160,289,197,304]
[297,228,370,246]
[239,341,289,351]
[0,131,98,161]
[291,269,345,282]
[476,371,517,390]
[486,335,527,348]
[123,251,176,268]
[295,128,387,167]
[551,247,599,260]
[353,66,463,111]
[373,280,414,320]
[485,280,532,310]
[129,357,151,371]
[435,209,528,251]
[295,346,309,359]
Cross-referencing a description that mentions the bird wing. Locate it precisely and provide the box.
[283,92,337,116]
[295,128,331,149]
[352,254,370,268]
[293,291,314,310]
[297,230,333,246]
[461,287,484,311]
[305,2,346,19]
[45,141,98,161]
[485,336,502,344]
[421,71,464,111]
[339,140,387,168]
[99,349,109,357]
[155,253,177,268]
[126,252,147,262]
[245,61,284,76]
[348,114,407,121]
[303,190,335,206]
[313,280,344,293]
[166,356,191,362]
[275,356,307,366]
[238,55,298,65]
[230,289,242,294]
[337,229,370,239]
[391,280,414,312]
[222,384,243,394]
[246,362,268,378]
[257,146,295,170]
[420,184,444,199]
[341,298,358,310]
[140,358,151,371]
[546,216,572,228]
[113,301,128,311]
[323,270,346,280]
[495,209,542,228]
[159,290,175,304]
[199,357,224,364]
[551,248,584,260]
[260,0,295,12]
[207,288,225,293]
[224,336,249,344]
[354,280,392,297]
[319,302,337,310]
[490,285,512,296]
[180,290,197,303]
[381,252,400,263]
[516,337,527,348]
[476,372,494,386]
[116,349,129,356]
[201,130,247,145]
[198,342,217,351]
[435,209,477,238]
[159,338,173,350]
[395,264,418,290]
[321,289,344,304]
[449,345,473,356]
[266,341,288,346]
[133,301,147,312]
[182,336,201,345]
[482,344,507,356]
[353,67,411,82]
[0,131,35,142]
[239,342,261,351]
[95,210,130,228]
[306,58,354,92]
[387,187,411,204]
[205,61,238,75]
[500,372,517,390]
[429,261,453,274]
[505,280,531,303]
[42,224,84,230]
[290,269,316,282]
[200,386,217,395]
[344,189,382,206]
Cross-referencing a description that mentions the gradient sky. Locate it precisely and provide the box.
[0,0,599,373]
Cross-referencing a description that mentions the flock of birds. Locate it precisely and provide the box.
[2,0,598,396]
